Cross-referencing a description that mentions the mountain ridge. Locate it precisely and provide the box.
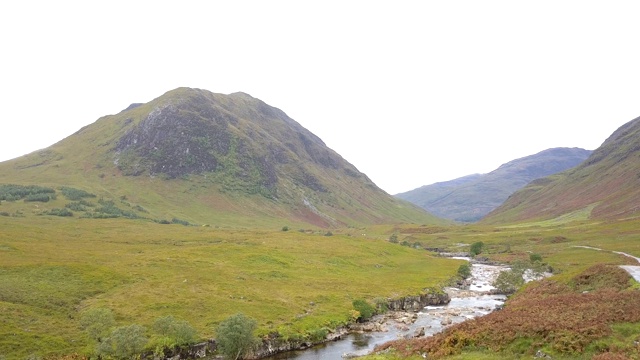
[396,147,592,222]
[483,116,640,223]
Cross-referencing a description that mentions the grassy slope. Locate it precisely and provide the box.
[0,216,461,359]
[483,117,640,224]
[0,88,441,228]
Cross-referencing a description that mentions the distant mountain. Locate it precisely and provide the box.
[483,116,640,223]
[395,148,592,222]
[0,87,440,227]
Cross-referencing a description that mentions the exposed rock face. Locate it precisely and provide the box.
[116,103,233,178]
[142,340,217,359]
[250,328,349,359]
[386,292,450,312]
[113,88,370,200]
[249,292,450,359]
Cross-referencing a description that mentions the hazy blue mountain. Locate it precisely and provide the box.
[484,116,640,223]
[396,147,592,222]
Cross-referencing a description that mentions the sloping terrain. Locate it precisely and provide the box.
[0,87,440,228]
[396,148,591,222]
[483,116,640,223]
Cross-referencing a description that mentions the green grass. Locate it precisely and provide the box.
[0,216,460,359]
[2,205,640,359]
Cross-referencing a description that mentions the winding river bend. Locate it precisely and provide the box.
[266,260,508,360]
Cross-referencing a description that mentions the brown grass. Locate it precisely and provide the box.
[374,265,640,358]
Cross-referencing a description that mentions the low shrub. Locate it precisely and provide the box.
[352,299,376,321]
[171,218,190,226]
[24,194,50,202]
[60,186,96,201]
[42,208,73,217]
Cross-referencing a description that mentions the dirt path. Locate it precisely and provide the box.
[573,246,640,282]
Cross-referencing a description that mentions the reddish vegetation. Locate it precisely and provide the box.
[395,226,449,234]
[374,265,640,358]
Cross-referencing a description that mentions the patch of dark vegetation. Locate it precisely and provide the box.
[41,208,73,217]
[60,186,96,201]
[549,236,568,243]
[0,184,55,201]
[133,205,148,213]
[171,218,191,226]
[80,199,139,219]
[24,193,53,202]
[65,202,88,212]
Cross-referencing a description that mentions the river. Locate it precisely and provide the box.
[266,260,508,360]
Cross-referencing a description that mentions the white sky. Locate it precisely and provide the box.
[1,1,639,194]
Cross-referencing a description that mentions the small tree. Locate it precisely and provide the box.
[80,308,115,342]
[153,315,198,347]
[97,324,148,359]
[457,263,472,279]
[469,241,485,257]
[352,299,376,322]
[493,268,525,294]
[529,253,543,263]
[216,313,259,360]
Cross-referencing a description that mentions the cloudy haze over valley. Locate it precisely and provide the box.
[1,1,639,194]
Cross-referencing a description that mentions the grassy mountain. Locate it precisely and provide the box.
[0,87,440,228]
[483,116,640,224]
[395,148,591,222]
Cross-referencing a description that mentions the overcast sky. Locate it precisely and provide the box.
[1,1,639,194]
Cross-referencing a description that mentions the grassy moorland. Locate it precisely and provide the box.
[0,215,461,359]
[2,187,640,359]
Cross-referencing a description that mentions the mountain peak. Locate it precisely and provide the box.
[0,88,439,228]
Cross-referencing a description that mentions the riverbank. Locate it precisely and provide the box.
[372,262,640,359]
[260,258,508,360]
[257,291,451,360]
[147,258,509,360]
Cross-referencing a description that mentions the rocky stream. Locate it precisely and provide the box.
[264,258,508,360]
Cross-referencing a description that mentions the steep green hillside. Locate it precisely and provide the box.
[396,148,591,222]
[0,87,440,228]
[483,116,640,224]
